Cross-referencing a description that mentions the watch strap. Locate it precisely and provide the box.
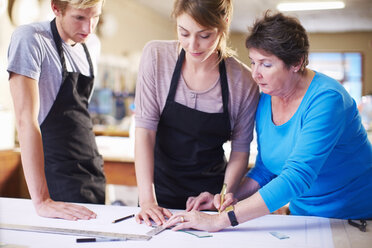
[227,209,239,227]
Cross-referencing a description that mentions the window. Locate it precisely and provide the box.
[308,52,363,104]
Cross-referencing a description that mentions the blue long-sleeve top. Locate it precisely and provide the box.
[248,71,372,219]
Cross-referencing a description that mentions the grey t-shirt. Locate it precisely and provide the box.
[7,21,100,124]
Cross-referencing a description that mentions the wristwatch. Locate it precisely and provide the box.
[225,205,239,227]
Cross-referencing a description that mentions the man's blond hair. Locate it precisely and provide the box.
[52,0,104,14]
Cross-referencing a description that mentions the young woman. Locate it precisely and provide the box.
[134,0,259,226]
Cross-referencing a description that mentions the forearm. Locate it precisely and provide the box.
[234,177,260,201]
[10,74,50,206]
[134,127,157,206]
[234,192,270,224]
[223,151,249,194]
[17,122,50,205]
[218,191,269,230]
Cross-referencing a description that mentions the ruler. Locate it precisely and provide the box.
[146,225,166,236]
[0,223,151,241]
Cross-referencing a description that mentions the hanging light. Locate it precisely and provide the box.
[277,1,345,11]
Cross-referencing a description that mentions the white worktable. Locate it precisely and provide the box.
[0,197,370,248]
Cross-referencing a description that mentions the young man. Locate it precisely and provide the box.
[7,0,106,220]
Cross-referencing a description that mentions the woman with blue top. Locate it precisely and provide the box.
[164,11,372,232]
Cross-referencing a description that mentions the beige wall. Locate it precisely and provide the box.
[230,31,372,96]
[100,0,175,56]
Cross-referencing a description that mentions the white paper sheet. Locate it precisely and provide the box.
[0,198,334,248]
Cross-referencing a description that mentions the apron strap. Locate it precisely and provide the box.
[50,18,94,77]
[166,49,185,102]
[82,43,94,76]
[219,59,229,114]
[50,18,67,77]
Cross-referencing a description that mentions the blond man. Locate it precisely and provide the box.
[8,0,106,220]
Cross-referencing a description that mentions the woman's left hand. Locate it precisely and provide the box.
[163,210,227,232]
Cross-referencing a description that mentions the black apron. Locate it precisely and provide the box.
[40,19,105,204]
[154,49,231,209]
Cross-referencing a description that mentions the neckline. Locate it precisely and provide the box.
[180,73,221,94]
[270,70,317,127]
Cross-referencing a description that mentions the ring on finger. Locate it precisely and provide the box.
[180,216,184,223]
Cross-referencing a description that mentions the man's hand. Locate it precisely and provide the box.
[34,198,97,220]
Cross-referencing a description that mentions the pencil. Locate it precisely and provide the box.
[76,238,125,243]
[112,214,135,223]
[219,183,227,213]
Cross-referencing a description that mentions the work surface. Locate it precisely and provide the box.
[0,198,370,248]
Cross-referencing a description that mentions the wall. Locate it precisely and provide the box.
[230,31,372,96]
[100,0,175,56]
[0,5,14,109]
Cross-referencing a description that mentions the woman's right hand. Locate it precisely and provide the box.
[135,202,173,226]
[186,191,238,212]
[213,192,237,212]
[186,192,216,211]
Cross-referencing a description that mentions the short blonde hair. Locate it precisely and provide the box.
[52,0,104,14]
[172,0,235,61]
